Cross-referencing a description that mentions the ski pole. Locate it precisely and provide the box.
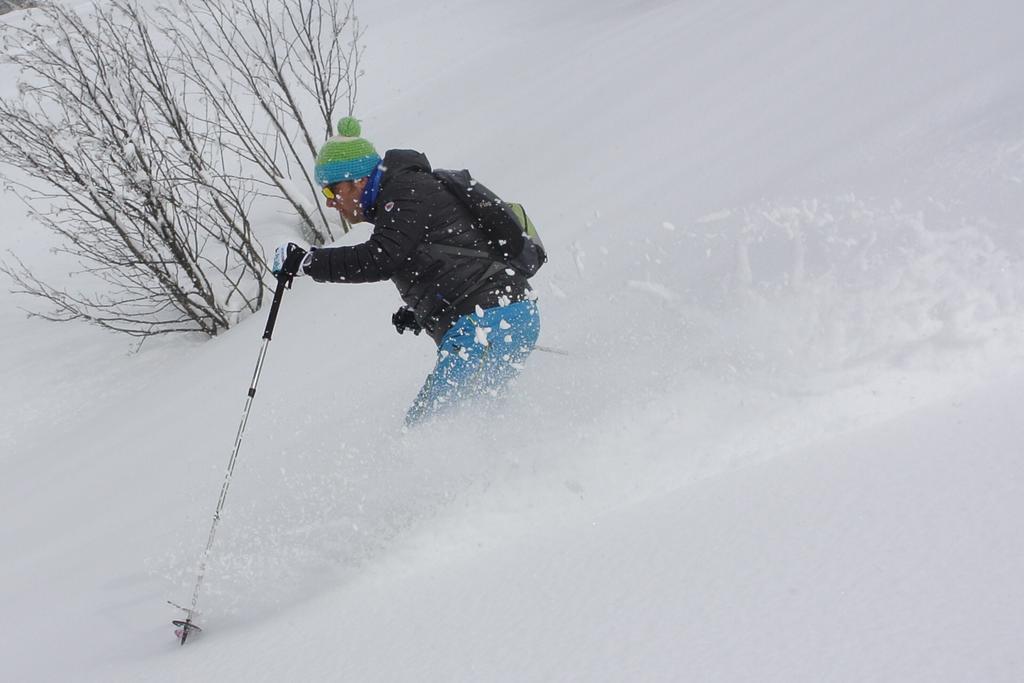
[173,272,292,646]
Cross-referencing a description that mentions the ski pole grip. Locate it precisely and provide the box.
[263,273,291,340]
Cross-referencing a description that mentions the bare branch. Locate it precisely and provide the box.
[0,1,269,338]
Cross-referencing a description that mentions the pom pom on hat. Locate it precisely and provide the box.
[337,116,362,137]
[315,116,381,186]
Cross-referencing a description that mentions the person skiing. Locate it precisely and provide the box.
[272,117,541,425]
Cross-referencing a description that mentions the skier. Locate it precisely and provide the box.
[272,117,541,425]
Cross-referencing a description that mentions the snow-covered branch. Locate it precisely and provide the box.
[0,0,266,337]
[158,0,365,242]
[0,0,364,337]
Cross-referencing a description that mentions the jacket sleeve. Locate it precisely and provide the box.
[304,193,426,284]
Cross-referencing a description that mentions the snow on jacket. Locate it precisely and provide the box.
[303,149,532,344]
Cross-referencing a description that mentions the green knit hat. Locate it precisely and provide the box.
[314,117,381,186]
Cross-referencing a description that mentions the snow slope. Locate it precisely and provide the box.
[2,0,1024,681]
[94,372,1024,682]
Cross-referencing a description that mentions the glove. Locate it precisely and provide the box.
[272,242,309,277]
[392,306,422,335]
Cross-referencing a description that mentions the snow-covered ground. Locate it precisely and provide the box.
[2,0,1024,681]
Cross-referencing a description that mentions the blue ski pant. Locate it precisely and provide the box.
[406,300,540,426]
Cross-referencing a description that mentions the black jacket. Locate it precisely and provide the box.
[304,149,532,344]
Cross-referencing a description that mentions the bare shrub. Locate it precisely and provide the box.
[160,0,366,243]
[0,0,365,337]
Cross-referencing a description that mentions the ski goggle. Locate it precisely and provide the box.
[321,186,337,200]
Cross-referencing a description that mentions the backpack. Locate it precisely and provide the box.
[432,169,547,277]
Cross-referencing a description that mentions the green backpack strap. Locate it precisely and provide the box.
[503,202,546,276]
[506,202,540,241]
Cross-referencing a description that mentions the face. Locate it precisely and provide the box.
[324,178,368,223]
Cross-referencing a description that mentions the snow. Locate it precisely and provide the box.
[3,0,1024,681]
